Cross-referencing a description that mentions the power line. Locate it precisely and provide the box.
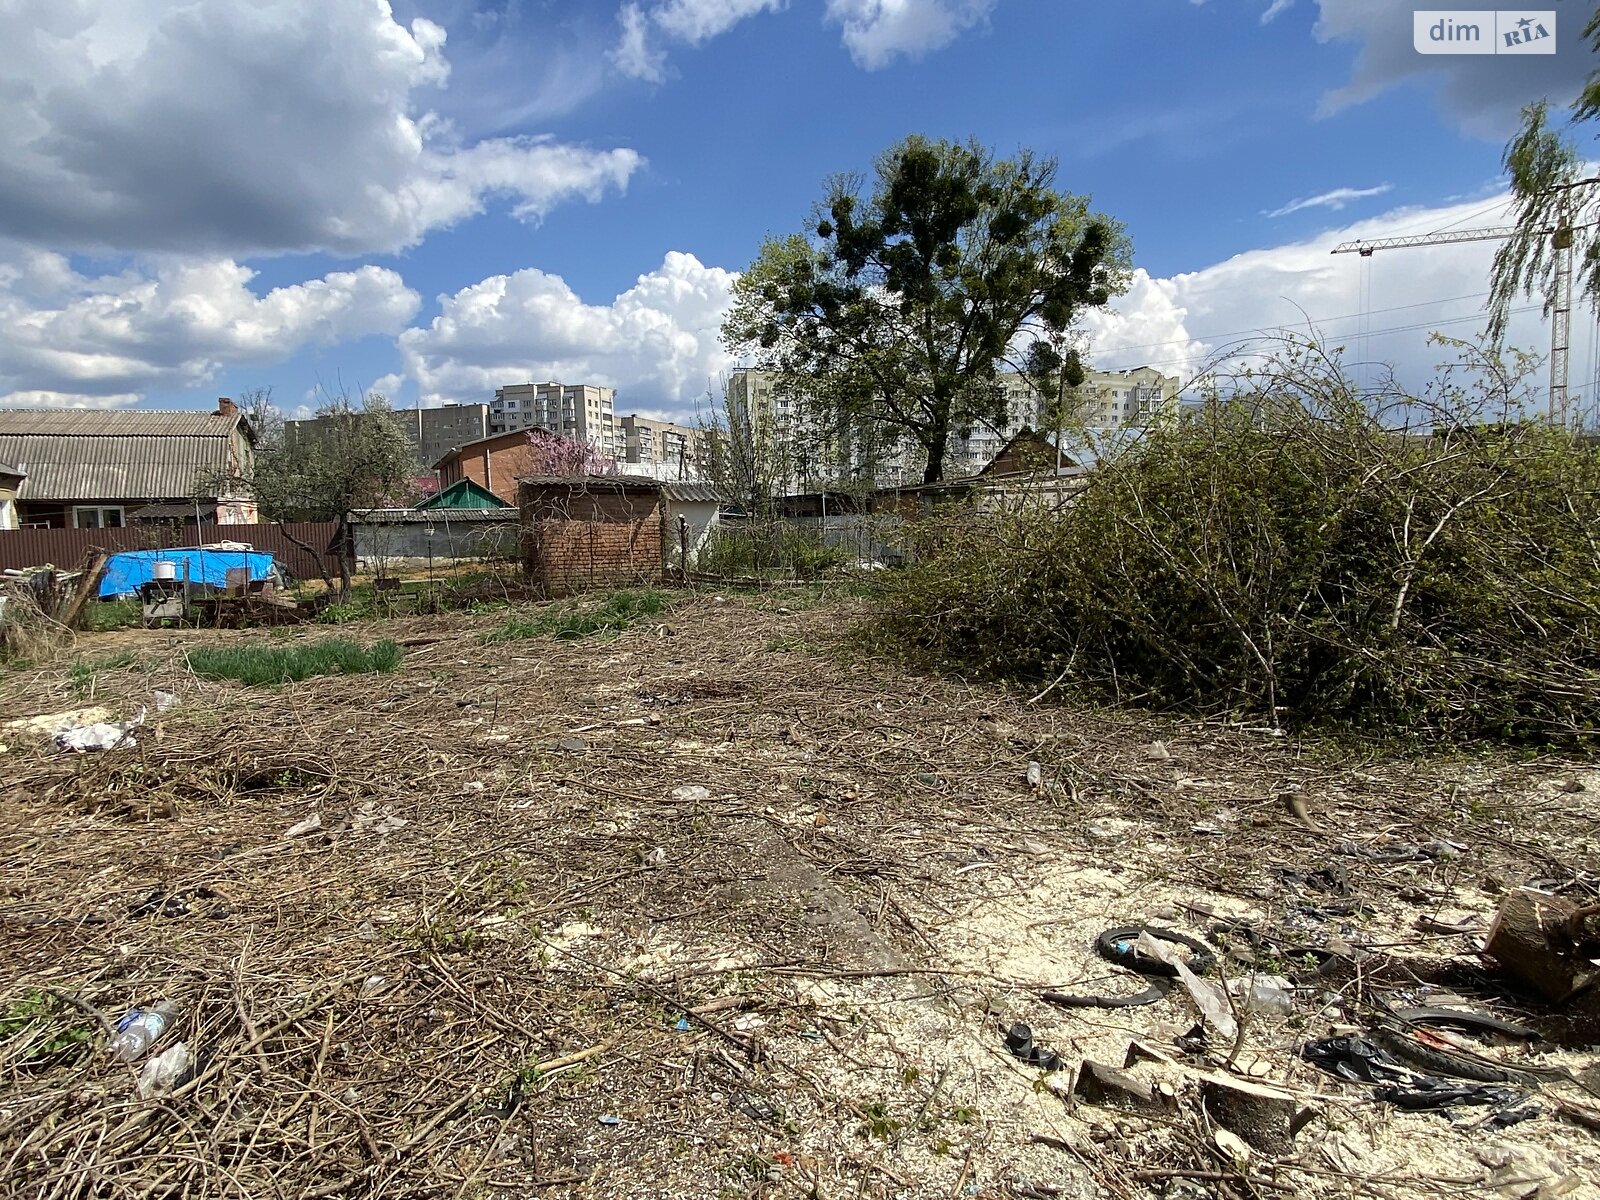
[1097,303,1544,374]
[1090,290,1497,360]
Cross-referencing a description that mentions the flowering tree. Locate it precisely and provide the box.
[520,428,618,476]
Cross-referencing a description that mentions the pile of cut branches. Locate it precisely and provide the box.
[877,337,1600,742]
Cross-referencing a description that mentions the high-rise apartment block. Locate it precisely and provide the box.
[407,404,489,468]
[286,403,490,470]
[619,415,706,479]
[722,364,1179,486]
[489,383,618,460]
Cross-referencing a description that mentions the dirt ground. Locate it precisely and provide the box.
[2,589,1598,1200]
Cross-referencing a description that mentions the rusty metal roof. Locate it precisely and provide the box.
[0,410,242,502]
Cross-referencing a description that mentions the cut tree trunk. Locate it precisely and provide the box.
[57,550,108,631]
[1483,888,1600,1004]
[1200,1076,1303,1155]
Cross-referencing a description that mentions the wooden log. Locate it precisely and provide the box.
[57,549,108,631]
[1483,888,1600,1004]
[1072,1060,1171,1114]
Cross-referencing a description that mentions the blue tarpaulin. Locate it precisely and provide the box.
[99,548,277,599]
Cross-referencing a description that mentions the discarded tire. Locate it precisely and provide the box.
[1042,924,1216,1010]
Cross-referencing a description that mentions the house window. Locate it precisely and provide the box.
[73,505,124,529]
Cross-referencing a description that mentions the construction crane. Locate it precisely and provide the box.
[1332,222,1576,422]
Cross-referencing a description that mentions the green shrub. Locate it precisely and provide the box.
[698,522,849,579]
[485,588,670,643]
[875,339,1600,743]
[188,638,403,685]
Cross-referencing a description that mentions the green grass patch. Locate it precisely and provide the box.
[484,588,670,643]
[81,598,141,632]
[0,990,95,1069]
[187,637,403,685]
[70,649,141,694]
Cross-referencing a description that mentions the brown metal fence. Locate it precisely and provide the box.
[0,522,341,583]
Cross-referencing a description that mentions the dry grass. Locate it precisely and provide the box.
[1,589,1597,1200]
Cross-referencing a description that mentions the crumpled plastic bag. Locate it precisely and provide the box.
[52,706,145,753]
[1137,929,1238,1041]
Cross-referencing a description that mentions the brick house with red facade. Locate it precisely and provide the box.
[434,431,534,506]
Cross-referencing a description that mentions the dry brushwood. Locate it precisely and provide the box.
[1,592,1597,1200]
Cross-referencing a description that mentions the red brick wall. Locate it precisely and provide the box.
[438,434,530,504]
[519,483,664,596]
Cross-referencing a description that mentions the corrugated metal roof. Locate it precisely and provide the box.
[661,482,723,503]
[416,478,511,511]
[0,410,236,437]
[0,432,239,502]
[0,459,23,478]
[350,508,514,524]
[516,473,663,490]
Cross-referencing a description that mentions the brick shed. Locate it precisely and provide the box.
[518,475,667,596]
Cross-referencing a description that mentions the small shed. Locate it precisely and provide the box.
[661,482,723,572]
[518,475,667,597]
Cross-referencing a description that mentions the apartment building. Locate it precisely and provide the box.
[948,366,1180,477]
[618,414,706,479]
[719,364,1178,488]
[489,383,617,459]
[405,403,489,469]
[286,403,489,470]
[723,368,849,493]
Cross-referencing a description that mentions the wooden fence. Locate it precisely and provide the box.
[0,522,342,583]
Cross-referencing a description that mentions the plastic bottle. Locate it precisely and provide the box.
[1229,976,1294,1016]
[109,1000,180,1063]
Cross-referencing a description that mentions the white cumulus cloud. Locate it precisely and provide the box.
[0,246,420,407]
[611,3,670,81]
[1084,192,1563,401]
[398,252,739,416]
[610,0,784,79]
[654,0,790,43]
[824,0,995,68]
[609,0,990,79]
[0,0,642,257]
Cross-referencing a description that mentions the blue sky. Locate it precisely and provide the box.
[2,0,1593,420]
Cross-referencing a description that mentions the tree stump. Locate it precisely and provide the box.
[1073,1061,1171,1113]
[1483,888,1600,1004]
[1200,1076,1300,1155]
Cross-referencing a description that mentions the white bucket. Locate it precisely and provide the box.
[152,560,178,582]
